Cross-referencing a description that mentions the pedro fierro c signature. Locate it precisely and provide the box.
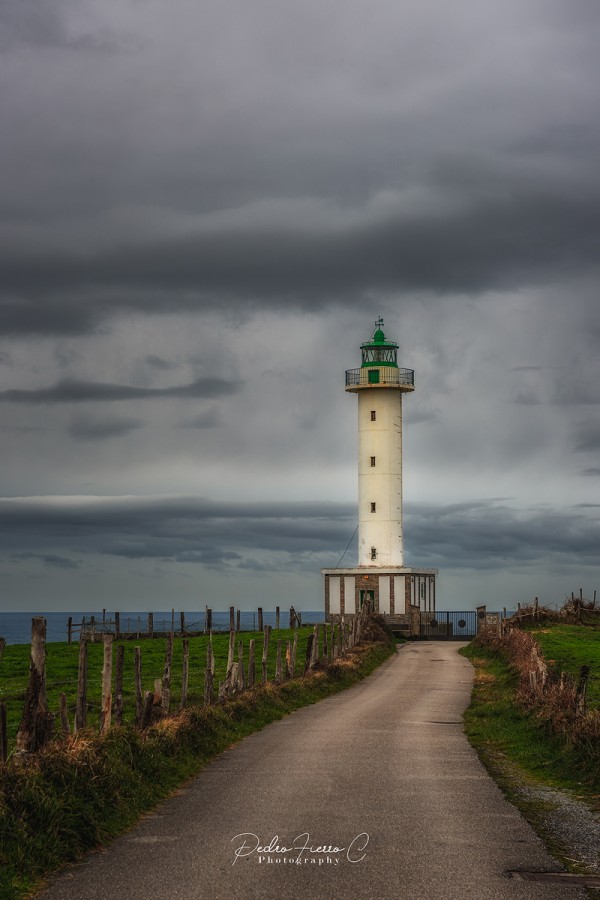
[231,832,369,866]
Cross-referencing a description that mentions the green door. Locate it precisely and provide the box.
[368,369,380,384]
[360,589,375,609]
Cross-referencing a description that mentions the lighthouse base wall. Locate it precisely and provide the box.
[321,566,438,637]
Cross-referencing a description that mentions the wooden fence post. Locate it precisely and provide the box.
[161,633,174,713]
[0,637,5,663]
[148,612,154,636]
[205,607,212,633]
[1,702,8,762]
[275,640,283,683]
[291,632,298,676]
[115,612,120,640]
[114,644,125,725]
[59,693,70,736]
[257,608,263,632]
[100,634,113,733]
[237,640,245,690]
[140,691,154,728]
[310,625,319,667]
[230,606,235,632]
[134,646,143,725]
[248,639,256,688]
[75,638,88,732]
[181,639,189,708]
[304,634,314,673]
[180,611,186,634]
[16,617,51,752]
[275,606,280,629]
[289,607,294,629]
[323,623,329,660]
[262,627,270,683]
[204,637,215,705]
[236,609,241,632]
[576,665,590,715]
[67,616,73,645]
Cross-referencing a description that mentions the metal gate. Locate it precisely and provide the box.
[420,610,478,640]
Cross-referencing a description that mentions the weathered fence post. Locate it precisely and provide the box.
[114,644,125,725]
[575,665,590,715]
[262,627,270,683]
[59,693,70,736]
[16,617,52,752]
[323,623,329,660]
[237,640,245,690]
[180,638,190,708]
[205,607,212,633]
[134,646,143,725]
[100,634,114,733]
[248,639,256,688]
[285,640,292,678]
[236,609,241,632]
[225,629,236,693]
[115,612,120,640]
[304,634,314,673]
[140,691,154,728]
[291,632,298,676]
[0,636,4,660]
[275,606,280,629]
[161,632,174,713]
[75,638,88,732]
[275,640,283,683]
[289,607,294,629]
[0,702,7,762]
[204,637,214,705]
[67,616,73,645]
[180,611,186,635]
[257,608,263,632]
[310,625,319,668]
[228,606,235,632]
[148,612,154,637]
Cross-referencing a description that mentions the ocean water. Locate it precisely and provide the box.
[0,609,325,646]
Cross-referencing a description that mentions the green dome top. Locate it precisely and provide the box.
[359,318,399,367]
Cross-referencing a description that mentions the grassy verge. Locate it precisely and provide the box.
[460,642,599,795]
[0,639,395,899]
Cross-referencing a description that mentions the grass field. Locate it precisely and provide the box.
[525,623,600,707]
[0,627,313,750]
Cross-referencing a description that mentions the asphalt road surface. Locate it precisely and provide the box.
[40,642,586,900]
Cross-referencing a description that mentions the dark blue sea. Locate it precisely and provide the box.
[0,609,325,646]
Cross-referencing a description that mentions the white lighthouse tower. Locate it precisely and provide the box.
[322,319,437,635]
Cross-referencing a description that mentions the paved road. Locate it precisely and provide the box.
[41,642,586,899]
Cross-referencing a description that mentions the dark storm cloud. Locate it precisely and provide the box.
[10,552,81,570]
[405,502,600,570]
[573,422,600,452]
[144,355,179,371]
[0,376,241,404]
[581,468,600,477]
[2,169,600,338]
[0,496,597,574]
[68,414,144,441]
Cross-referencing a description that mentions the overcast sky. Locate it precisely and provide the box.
[1,0,599,613]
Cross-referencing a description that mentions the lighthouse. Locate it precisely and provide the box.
[322,319,437,634]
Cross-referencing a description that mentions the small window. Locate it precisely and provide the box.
[370,410,376,421]
[371,547,377,561]
[371,502,376,513]
[370,456,376,467]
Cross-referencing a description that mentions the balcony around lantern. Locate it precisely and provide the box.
[345,367,415,391]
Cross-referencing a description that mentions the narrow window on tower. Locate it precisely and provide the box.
[371,547,377,561]
[370,502,376,513]
[370,410,376,421]
[370,456,376,467]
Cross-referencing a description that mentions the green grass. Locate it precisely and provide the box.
[0,628,313,750]
[0,639,395,899]
[524,623,600,707]
[460,641,600,795]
